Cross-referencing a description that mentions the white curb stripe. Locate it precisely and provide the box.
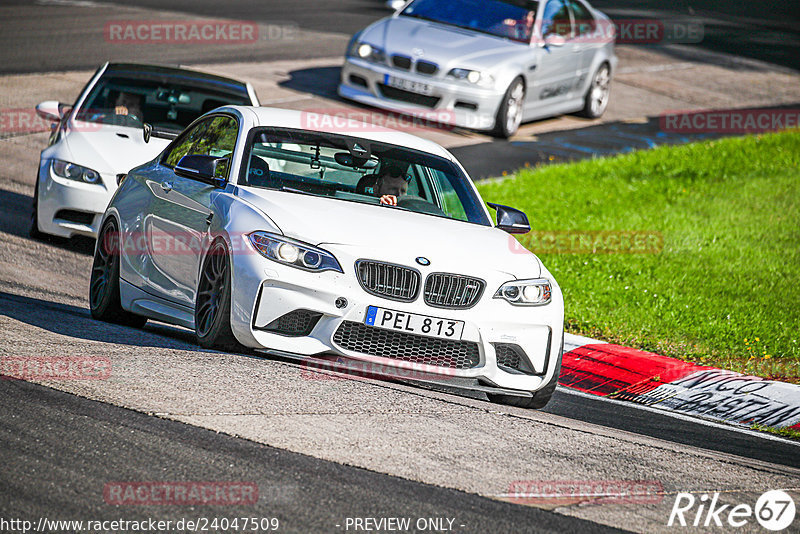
[561,334,800,431]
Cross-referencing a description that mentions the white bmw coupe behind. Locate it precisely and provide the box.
[33,62,259,239]
[91,106,564,408]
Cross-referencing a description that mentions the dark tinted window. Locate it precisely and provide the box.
[163,115,238,178]
[74,74,250,132]
[542,0,573,38]
[163,120,210,168]
[402,0,539,44]
[569,0,596,35]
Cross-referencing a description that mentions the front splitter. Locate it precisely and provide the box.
[254,348,533,398]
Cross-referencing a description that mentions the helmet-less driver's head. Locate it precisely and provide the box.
[376,166,409,201]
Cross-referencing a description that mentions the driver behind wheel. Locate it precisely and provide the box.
[113,91,143,125]
[375,165,409,206]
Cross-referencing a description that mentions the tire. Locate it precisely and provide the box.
[491,77,525,138]
[488,338,564,410]
[29,178,46,240]
[578,63,611,119]
[89,218,147,328]
[195,239,241,351]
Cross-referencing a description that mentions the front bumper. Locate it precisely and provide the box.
[338,57,504,132]
[229,237,564,394]
[37,159,114,238]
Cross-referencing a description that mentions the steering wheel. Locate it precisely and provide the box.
[113,113,143,127]
[396,195,446,216]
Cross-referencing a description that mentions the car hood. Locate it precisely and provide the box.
[363,16,527,70]
[62,123,170,176]
[237,187,542,280]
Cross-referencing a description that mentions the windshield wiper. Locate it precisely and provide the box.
[279,186,322,197]
[401,12,430,21]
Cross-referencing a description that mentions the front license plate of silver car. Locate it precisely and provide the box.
[365,305,464,341]
[384,74,434,96]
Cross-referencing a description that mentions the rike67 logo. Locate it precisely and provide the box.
[668,490,795,531]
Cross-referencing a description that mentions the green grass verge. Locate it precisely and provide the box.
[477,130,800,382]
[750,423,800,441]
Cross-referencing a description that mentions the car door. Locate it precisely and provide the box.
[527,0,580,109]
[145,114,238,308]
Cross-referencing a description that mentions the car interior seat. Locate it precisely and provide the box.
[356,173,380,196]
[247,156,275,187]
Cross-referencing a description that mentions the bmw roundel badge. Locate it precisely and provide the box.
[415,257,430,266]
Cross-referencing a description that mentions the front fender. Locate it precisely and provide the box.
[204,186,283,347]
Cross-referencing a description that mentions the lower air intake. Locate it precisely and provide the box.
[493,343,536,375]
[260,309,322,337]
[333,321,480,369]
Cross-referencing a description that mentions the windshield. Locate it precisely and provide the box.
[401,0,538,44]
[242,128,492,227]
[74,75,251,131]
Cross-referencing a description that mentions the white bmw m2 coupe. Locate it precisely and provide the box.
[90,106,564,408]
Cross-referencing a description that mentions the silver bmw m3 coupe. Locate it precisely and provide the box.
[339,0,617,137]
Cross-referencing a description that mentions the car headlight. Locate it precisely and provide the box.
[249,232,343,273]
[494,278,552,306]
[447,68,495,87]
[348,41,386,63]
[51,159,102,184]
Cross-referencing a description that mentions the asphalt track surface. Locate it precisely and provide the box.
[1,1,800,532]
[0,378,623,534]
[0,0,797,73]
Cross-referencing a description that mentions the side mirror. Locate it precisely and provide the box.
[174,155,228,188]
[544,34,566,47]
[487,203,531,234]
[386,0,408,12]
[36,101,67,123]
[143,123,179,143]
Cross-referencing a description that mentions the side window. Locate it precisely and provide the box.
[569,0,596,36]
[162,115,238,178]
[162,119,210,168]
[405,164,424,199]
[430,170,468,222]
[186,116,238,178]
[542,0,573,39]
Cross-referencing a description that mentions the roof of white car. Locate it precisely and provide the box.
[225,106,454,160]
